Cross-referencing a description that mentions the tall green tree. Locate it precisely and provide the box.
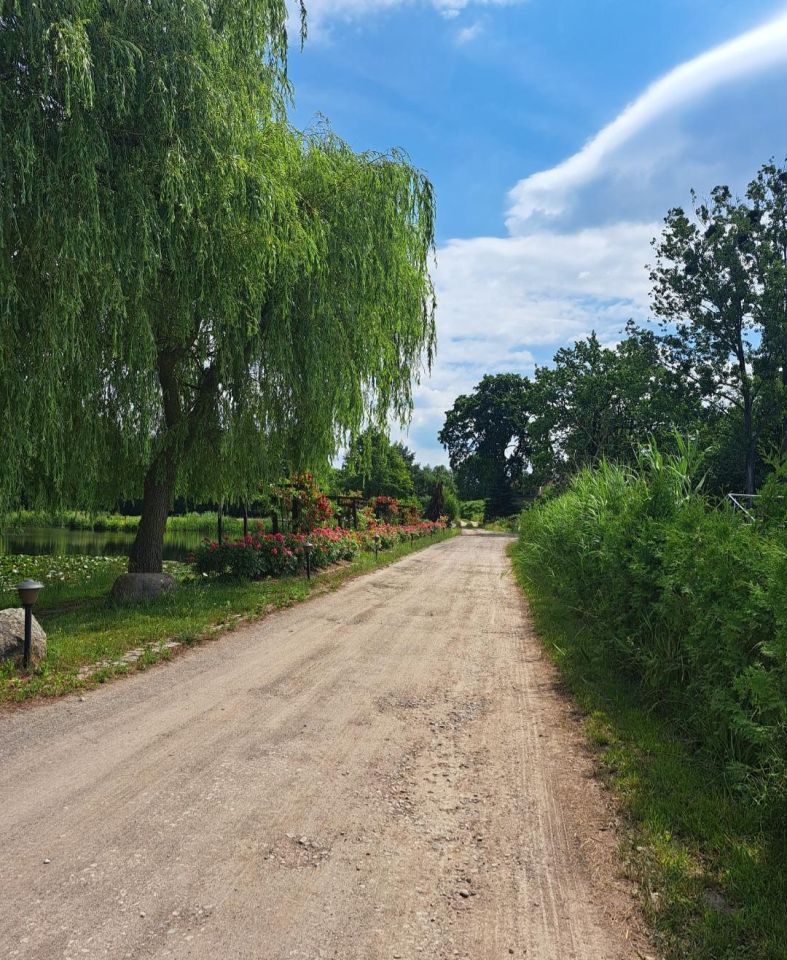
[747,162,787,456]
[529,328,704,481]
[439,333,705,507]
[392,443,456,500]
[338,431,416,500]
[650,181,775,493]
[438,374,531,514]
[1,2,435,573]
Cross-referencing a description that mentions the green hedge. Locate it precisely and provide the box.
[516,454,787,810]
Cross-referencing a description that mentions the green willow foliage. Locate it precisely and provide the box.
[1,2,436,570]
[517,451,787,811]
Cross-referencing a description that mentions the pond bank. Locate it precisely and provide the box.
[0,525,206,561]
[0,511,257,561]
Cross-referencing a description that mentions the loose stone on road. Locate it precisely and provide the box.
[0,531,649,959]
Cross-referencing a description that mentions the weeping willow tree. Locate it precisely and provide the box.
[1,2,436,574]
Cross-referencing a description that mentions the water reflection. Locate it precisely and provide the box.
[0,527,207,562]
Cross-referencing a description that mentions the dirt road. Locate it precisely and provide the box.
[0,531,648,960]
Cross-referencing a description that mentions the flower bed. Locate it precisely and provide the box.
[192,520,446,580]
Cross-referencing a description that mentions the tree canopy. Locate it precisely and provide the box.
[651,162,787,492]
[1,1,436,571]
[529,327,704,481]
[439,373,530,514]
[336,431,416,501]
[439,332,705,515]
[392,443,456,501]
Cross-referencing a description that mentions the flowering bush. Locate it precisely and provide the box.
[192,519,447,580]
[359,519,447,550]
[371,495,400,522]
[310,494,334,529]
[270,472,334,532]
[399,499,422,524]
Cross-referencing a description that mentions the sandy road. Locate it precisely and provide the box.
[0,531,648,960]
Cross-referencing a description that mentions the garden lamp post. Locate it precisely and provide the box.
[373,533,380,562]
[15,579,43,669]
[305,541,314,580]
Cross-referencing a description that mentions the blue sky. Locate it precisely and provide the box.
[287,0,787,465]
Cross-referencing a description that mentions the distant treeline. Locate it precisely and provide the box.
[440,161,787,518]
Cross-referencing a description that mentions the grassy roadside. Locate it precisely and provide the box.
[0,529,459,703]
[509,541,787,960]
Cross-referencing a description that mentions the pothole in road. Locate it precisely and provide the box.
[375,694,436,713]
[264,835,332,869]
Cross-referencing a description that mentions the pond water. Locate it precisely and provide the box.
[0,526,207,562]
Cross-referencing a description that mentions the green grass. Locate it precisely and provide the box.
[0,529,459,702]
[482,515,519,533]
[509,541,787,960]
[0,509,261,535]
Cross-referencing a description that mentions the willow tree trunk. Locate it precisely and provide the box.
[127,345,185,574]
[126,346,220,574]
[128,450,177,574]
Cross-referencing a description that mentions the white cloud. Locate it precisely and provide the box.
[295,0,523,27]
[437,223,654,329]
[455,20,483,43]
[393,222,657,461]
[405,7,787,464]
[434,0,520,18]
[507,9,787,229]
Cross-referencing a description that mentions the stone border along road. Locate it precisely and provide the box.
[0,530,653,960]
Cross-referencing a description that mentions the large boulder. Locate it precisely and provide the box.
[0,608,47,662]
[110,573,176,604]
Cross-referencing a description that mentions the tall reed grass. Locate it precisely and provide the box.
[517,442,787,812]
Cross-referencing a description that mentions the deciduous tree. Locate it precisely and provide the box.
[338,431,416,500]
[530,328,704,481]
[438,374,531,515]
[651,185,766,492]
[1,2,435,574]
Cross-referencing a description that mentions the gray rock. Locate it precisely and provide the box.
[0,608,47,662]
[110,573,176,604]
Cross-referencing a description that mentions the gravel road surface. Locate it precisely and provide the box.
[0,531,649,960]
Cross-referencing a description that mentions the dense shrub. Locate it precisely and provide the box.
[516,449,787,809]
[370,495,401,523]
[193,529,352,579]
[459,499,485,523]
[192,521,446,580]
[442,488,460,524]
[398,498,423,525]
[271,472,335,532]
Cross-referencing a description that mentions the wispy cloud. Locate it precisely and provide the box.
[296,0,524,27]
[507,9,787,229]
[455,20,483,43]
[434,0,519,19]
